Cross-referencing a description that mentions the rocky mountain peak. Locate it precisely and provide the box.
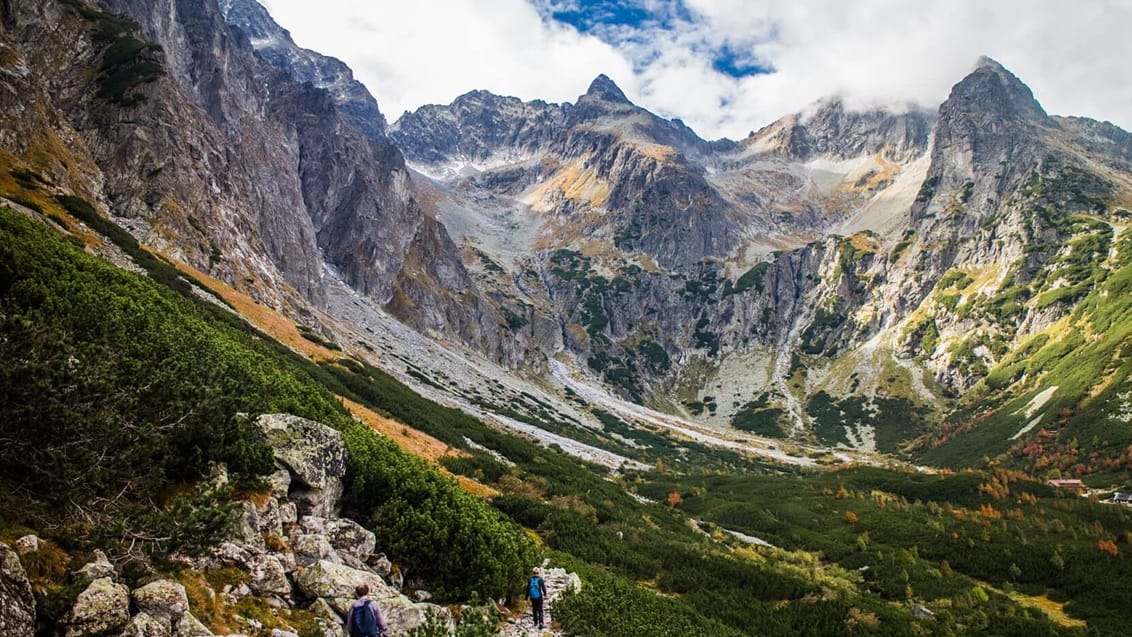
[220,0,387,138]
[580,74,631,105]
[943,55,1047,124]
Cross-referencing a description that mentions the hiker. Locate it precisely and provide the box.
[346,584,389,637]
[525,567,549,629]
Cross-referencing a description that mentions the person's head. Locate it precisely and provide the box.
[532,567,540,577]
[355,584,370,599]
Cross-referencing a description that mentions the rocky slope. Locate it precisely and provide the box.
[0,413,541,637]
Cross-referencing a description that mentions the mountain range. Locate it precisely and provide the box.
[3,0,1132,477]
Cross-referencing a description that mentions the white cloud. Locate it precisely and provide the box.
[258,0,634,120]
[259,0,1132,140]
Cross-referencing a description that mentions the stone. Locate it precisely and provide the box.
[246,553,291,597]
[132,579,189,624]
[222,582,253,605]
[0,542,36,637]
[231,501,266,551]
[294,559,393,615]
[305,597,341,624]
[299,517,375,564]
[254,414,347,517]
[256,497,284,537]
[271,630,299,637]
[266,468,292,499]
[292,534,339,568]
[278,502,299,526]
[173,611,214,637]
[118,613,172,637]
[206,542,289,597]
[381,597,449,635]
[13,535,38,555]
[64,577,130,637]
[368,554,392,579]
[75,549,116,582]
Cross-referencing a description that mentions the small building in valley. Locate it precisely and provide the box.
[1047,479,1087,494]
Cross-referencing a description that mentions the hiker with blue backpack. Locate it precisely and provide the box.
[346,584,389,637]
[525,567,549,629]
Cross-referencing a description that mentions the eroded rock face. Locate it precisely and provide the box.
[254,414,347,517]
[0,542,36,637]
[64,577,130,637]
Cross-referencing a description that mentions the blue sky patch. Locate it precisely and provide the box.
[712,45,774,78]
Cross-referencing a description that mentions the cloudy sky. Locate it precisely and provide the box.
[258,0,1131,140]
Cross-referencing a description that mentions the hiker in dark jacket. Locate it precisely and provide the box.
[525,567,549,629]
[345,584,389,637]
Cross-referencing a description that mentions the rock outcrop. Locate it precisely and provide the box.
[0,542,36,637]
[254,413,347,518]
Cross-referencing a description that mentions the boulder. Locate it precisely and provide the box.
[381,597,450,635]
[278,502,299,526]
[270,630,299,637]
[254,414,347,517]
[231,501,266,551]
[246,553,291,597]
[292,534,339,568]
[63,577,130,637]
[132,579,188,624]
[118,613,172,637]
[173,611,213,637]
[75,549,116,582]
[294,560,443,634]
[13,535,38,556]
[294,560,393,615]
[0,542,36,637]
[208,542,290,597]
[256,497,284,537]
[368,554,393,579]
[299,517,375,564]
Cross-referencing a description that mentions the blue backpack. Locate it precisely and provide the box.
[350,601,380,637]
[528,576,543,600]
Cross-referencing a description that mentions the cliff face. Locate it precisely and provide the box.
[0,0,525,365]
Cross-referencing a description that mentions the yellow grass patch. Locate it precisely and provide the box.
[1008,592,1087,628]
[168,261,342,362]
[339,397,500,498]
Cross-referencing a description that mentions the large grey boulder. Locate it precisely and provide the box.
[118,613,172,637]
[208,542,291,597]
[294,560,444,634]
[132,579,188,625]
[0,541,36,637]
[63,577,130,637]
[292,533,339,568]
[173,611,213,637]
[299,517,376,564]
[254,414,347,517]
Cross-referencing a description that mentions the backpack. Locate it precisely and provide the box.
[528,576,543,600]
[350,601,379,637]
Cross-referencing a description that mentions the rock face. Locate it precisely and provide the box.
[0,542,35,637]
